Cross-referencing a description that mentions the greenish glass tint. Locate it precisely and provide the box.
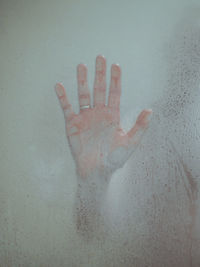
[1,0,200,266]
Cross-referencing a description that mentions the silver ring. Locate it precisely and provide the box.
[80,105,90,110]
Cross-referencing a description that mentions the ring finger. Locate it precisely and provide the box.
[77,63,91,111]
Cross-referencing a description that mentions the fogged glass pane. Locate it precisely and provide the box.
[1,0,200,266]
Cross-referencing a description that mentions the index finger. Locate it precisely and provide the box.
[108,64,121,111]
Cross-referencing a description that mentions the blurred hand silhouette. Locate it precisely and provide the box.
[55,55,152,179]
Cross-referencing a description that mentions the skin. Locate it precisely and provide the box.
[55,55,152,237]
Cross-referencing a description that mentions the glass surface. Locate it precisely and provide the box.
[1,0,200,266]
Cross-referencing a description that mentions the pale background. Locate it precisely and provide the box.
[1,0,200,266]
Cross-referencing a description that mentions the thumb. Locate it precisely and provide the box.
[127,109,152,140]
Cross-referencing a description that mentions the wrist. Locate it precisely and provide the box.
[74,158,112,238]
[76,164,112,183]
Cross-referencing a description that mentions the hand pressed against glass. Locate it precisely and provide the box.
[55,55,152,179]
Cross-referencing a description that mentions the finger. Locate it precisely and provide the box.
[136,109,152,127]
[55,83,75,121]
[127,109,152,138]
[93,55,106,107]
[77,64,91,110]
[108,64,121,111]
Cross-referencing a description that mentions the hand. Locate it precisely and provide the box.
[55,55,152,179]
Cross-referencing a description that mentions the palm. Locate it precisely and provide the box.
[55,55,152,177]
[69,105,120,140]
[69,105,121,151]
